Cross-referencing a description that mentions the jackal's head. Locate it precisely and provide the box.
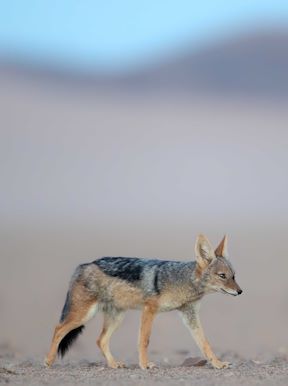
[195,234,242,296]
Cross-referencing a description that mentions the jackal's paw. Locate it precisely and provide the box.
[140,361,157,370]
[44,358,52,368]
[108,360,126,369]
[211,360,231,369]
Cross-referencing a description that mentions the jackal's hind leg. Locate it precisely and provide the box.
[97,311,125,368]
[45,320,81,367]
[45,294,98,367]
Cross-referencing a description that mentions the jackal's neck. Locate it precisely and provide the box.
[184,261,208,299]
[171,261,207,302]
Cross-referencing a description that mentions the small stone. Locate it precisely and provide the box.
[182,357,207,367]
[0,367,17,375]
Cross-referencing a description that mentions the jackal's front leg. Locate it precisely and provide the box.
[180,303,230,369]
[138,303,158,369]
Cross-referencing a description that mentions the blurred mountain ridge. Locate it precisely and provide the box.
[1,28,288,98]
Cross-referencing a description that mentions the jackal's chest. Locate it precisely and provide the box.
[158,298,182,312]
[157,288,199,312]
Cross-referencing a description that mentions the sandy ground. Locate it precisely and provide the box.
[1,345,288,386]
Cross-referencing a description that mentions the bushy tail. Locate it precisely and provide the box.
[57,325,84,357]
[57,290,85,358]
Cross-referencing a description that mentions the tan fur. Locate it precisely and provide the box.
[111,281,145,309]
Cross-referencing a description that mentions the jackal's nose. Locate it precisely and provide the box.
[237,289,243,295]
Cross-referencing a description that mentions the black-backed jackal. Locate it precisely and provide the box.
[45,234,242,369]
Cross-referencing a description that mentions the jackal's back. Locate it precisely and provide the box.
[94,256,195,294]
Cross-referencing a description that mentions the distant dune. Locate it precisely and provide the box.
[1,28,288,99]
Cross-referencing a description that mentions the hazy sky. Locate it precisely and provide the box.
[1,1,288,71]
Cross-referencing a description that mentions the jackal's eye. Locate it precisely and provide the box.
[218,273,226,279]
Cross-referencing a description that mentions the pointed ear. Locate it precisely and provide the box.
[215,235,228,258]
[195,234,215,269]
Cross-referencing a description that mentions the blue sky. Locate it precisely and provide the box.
[0,0,288,72]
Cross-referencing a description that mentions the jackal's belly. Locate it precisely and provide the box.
[98,286,183,312]
[103,284,191,312]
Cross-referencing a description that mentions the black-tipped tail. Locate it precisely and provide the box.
[57,326,85,358]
